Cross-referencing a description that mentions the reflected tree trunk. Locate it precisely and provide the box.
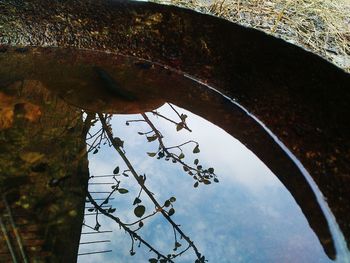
[0,80,89,262]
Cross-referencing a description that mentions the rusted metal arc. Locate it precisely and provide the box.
[2,0,350,258]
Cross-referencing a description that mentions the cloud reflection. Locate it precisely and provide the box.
[79,104,331,263]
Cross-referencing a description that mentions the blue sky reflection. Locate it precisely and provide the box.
[78,104,331,263]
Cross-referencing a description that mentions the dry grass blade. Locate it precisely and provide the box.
[150,0,350,72]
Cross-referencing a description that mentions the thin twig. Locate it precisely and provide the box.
[98,113,203,261]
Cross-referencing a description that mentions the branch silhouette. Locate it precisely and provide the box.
[83,112,175,262]
[141,112,218,187]
[82,109,212,262]
[97,112,204,261]
[85,191,173,262]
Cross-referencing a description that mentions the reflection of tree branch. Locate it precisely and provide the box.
[151,110,192,132]
[142,113,195,172]
[175,244,191,258]
[167,103,192,132]
[86,127,103,140]
[85,191,173,262]
[166,140,197,150]
[82,222,98,231]
[125,119,146,125]
[98,113,203,261]
[83,113,172,259]
[142,113,217,186]
[97,176,120,209]
[124,210,159,227]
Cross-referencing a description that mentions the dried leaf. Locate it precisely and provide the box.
[20,152,45,164]
[193,145,200,153]
[147,152,157,157]
[113,166,120,174]
[147,135,157,142]
[134,205,146,218]
[22,103,41,122]
[168,208,175,216]
[133,197,142,205]
[118,188,129,194]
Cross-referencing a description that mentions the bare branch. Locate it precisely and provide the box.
[86,191,173,262]
[98,113,203,261]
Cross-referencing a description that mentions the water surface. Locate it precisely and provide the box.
[0,47,347,262]
[79,104,333,263]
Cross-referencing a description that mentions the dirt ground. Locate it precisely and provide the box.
[151,0,350,73]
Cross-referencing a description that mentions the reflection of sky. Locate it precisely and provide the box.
[78,104,332,263]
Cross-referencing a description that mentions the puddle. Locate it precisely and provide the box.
[0,47,348,262]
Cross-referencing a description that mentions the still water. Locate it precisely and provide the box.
[0,47,347,262]
[80,105,334,263]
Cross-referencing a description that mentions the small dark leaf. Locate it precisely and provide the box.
[164,200,171,207]
[194,181,199,188]
[147,152,157,157]
[108,208,116,213]
[130,251,136,256]
[158,152,165,158]
[194,159,199,165]
[176,123,184,131]
[93,149,98,154]
[197,165,202,170]
[147,135,157,142]
[138,175,145,184]
[87,208,94,212]
[94,222,101,231]
[122,172,129,177]
[169,196,176,202]
[214,178,219,183]
[113,166,120,174]
[133,197,142,205]
[168,208,175,216]
[175,242,182,248]
[203,180,211,185]
[139,221,144,228]
[193,145,200,153]
[178,153,185,159]
[208,168,214,174]
[149,259,158,263]
[134,205,146,218]
[118,188,129,194]
[180,114,187,121]
[138,132,144,135]
[113,137,124,148]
